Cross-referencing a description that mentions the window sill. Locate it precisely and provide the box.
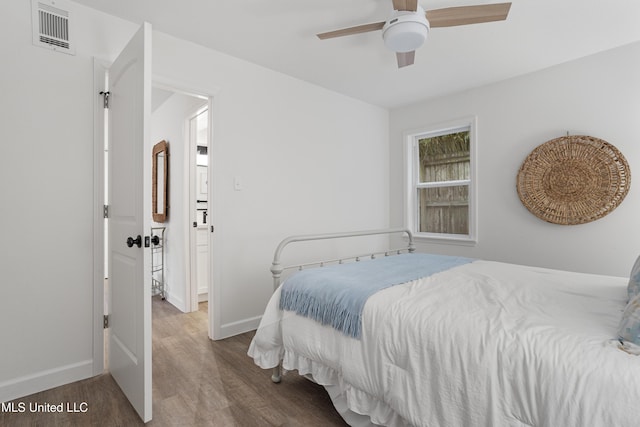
[411,233,477,247]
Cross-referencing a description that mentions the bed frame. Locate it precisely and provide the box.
[269,228,415,382]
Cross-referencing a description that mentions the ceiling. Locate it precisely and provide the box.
[72,0,640,109]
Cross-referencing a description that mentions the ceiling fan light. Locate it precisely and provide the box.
[382,12,430,53]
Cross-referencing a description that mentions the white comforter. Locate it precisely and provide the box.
[248,260,640,427]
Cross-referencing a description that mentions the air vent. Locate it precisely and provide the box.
[31,0,75,55]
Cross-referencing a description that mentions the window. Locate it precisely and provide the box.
[405,118,477,243]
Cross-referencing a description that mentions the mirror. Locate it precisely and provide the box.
[152,140,169,222]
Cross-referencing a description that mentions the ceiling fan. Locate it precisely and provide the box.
[317,1,512,68]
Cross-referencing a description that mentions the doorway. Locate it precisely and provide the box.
[149,85,211,316]
[189,107,210,307]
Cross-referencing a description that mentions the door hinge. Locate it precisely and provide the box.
[99,90,110,109]
[103,315,109,329]
[103,204,109,218]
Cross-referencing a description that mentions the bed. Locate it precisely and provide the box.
[248,228,640,427]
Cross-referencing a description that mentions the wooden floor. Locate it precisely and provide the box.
[1,297,348,426]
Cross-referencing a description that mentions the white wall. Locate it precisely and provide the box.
[150,92,207,311]
[389,41,640,277]
[151,32,390,338]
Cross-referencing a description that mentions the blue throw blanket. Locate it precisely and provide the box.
[279,253,474,339]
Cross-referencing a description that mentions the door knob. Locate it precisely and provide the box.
[126,235,142,248]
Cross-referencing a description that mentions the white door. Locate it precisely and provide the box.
[107,22,152,422]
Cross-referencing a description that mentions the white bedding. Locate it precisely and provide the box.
[248,260,640,427]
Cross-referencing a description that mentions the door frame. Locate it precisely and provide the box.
[186,103,210,312]
[151,75,222,340]
[92,59,107,377]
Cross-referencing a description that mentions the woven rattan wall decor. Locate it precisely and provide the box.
[516,135,630,225]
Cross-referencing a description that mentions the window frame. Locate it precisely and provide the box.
[403,117,478,245]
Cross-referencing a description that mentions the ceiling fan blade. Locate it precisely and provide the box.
[317,21,385,40]
[392,0,419,12]
[396,51,415,68]
[427,2,511,28]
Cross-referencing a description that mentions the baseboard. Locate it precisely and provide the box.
[164,289,186,313]
[0,359,94,403]
[197,291,208,303]
[217,315,261,340]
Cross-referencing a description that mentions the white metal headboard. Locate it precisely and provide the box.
[270,228,415,292]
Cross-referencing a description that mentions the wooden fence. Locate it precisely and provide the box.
[419,151,470,234]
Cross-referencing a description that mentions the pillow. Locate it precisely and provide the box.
[618,294,640,347]
[627,255,640,301]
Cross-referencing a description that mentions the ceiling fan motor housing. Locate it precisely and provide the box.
[382,9,430,53]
